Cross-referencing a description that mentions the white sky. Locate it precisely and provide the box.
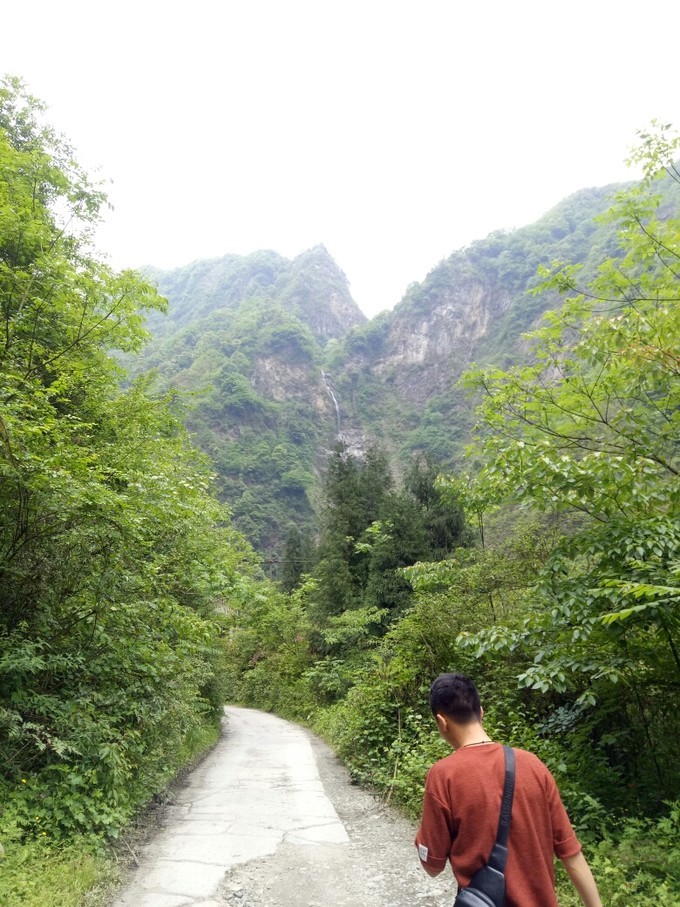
[3,0,679,316]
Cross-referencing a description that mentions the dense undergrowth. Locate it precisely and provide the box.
[0,79,268,905]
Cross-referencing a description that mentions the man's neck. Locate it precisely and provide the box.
[454,723,492,750]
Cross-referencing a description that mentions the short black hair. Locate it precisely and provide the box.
[430,673,482,724]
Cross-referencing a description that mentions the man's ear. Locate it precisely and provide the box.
[480,706,484,721]
[435,712,448,735]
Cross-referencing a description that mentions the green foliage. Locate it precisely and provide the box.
[223,577,316,720]
[400,391,473,465]
[303,445,467,662]
[0,832,116,907]
[311,528,542,809]
[0,77,264,861]
[279,524,315,592]
[457,128,680,809]
[405,456,467,555]
[341,312,390,357]
[556,804,680,906]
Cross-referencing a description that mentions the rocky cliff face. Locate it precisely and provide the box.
[373,279,512,406]
[320,183,630,468]
[383,281,501,367]
[134,181,631,554]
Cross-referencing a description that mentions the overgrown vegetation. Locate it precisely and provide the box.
[226,124,680,904]
[0,77,275,904]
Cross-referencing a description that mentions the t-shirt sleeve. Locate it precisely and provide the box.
[414,768,453,875]
[545,770,582,860]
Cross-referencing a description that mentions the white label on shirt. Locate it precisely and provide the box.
[418,843,429,861]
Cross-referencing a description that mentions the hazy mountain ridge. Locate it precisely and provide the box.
[136,178,649,555]
[142,245,365,343]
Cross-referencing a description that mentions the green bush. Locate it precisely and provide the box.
[556,804,680,906]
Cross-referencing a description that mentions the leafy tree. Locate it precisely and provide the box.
[279,524,315,592]
[0,77,262,840]
[405,455,466,556]
[306,443,392,624]
[362,498,430,614]
[460,123,680,806]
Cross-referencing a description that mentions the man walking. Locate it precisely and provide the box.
[415,673,602,906]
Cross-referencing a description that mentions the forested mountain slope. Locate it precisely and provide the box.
[138,178,676,558]
[129,246,365,551]
[142,244,365,342]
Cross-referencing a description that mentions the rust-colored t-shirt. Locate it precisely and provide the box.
[415,744,581,907]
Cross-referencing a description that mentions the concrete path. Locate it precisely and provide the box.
[113,707,349,907]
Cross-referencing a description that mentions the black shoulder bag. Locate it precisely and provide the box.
[453,745,516,907]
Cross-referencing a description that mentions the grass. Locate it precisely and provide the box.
[0,837,118,907]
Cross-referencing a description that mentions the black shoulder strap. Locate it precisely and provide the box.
[487,745,515,874]
[497,745,515,846]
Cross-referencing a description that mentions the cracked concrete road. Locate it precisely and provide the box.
[111,706,454,907]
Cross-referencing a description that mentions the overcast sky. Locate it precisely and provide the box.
[3,1,679,316]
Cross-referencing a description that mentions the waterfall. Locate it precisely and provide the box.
[321,370,341,435]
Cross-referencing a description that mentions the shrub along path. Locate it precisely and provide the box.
[110,706,451,907]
